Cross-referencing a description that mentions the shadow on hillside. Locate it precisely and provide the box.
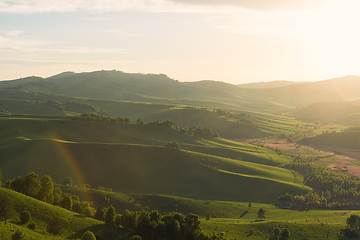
[240,210,248,218]
[253,219,265,222]
[69,224,132,240]
[74,214,86,218]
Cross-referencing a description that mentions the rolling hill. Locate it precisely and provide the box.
[0,117,309,203]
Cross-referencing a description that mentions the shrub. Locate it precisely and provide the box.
[12,229,24,240]
[81,231,96,240]
[27,222,36,230]
[47,216,62,235]
[131,235,142,240]
[20,211,31,223]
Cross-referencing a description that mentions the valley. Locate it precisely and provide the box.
[0,71,360,239]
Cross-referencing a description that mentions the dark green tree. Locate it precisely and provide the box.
[274,227,281,237]
[347,215,360,229]
[81,231,96,240]
[47,216,62,235]
[94,206,106,221]
[136,119,144,124]
[257,208,265,220]
[20,211,31,223]
[62,177,74,186]
[164,141,181,149]
[12,229,24,240]
[205,212,211,220]
[121,209,137,230]
[281,228,290,239]
[10,176,25,193]
[37,175,54,204]
[24,171,39,197]
[105,205,116,226]
[124,118,131,124]
[61,195,73,211]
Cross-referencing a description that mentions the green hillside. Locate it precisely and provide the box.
[299,128,360,150]
[293,101,360,125]
[0,188,131,240]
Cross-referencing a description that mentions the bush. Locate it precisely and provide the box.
[27,222,36,230]
[47,216,62,235]
[12,229,24,240]
[81,231,96,240]
[164,141,181,149]
[20,211,31,223]
[131,235,142,240]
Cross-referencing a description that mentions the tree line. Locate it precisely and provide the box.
[0,169,229,240]
[278,155,360,209]
[73,113,219,138]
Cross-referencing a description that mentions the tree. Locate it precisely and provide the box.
[20,211,31,223]
[164,141,181,149]
[0,195,13,224]
[61,195,73,211]
[136,119,144,124]
[281,228,290,239]
[115,214,122,227]
[105,205,116,226]
[131,236,142,240]
[248,203,252,208]
[205,212,211,221]
[94,206,106,221]
[0,168,2,186]
[10,176,25,193]
[47,216,62,235]
[347,215,360,229]
[124,118,131,124]
[257,208,265,220]
[62,177,74,186]
[274,227,281,237]
[121,209,137,230]
[12,229,24,240]
[37,175,54,204]
[24,171,39,197]
[81,231,96,240]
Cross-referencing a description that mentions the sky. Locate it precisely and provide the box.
[1,0,360,84]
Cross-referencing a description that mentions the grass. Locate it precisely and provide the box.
[299,129,360,150]
[0,188,132,240]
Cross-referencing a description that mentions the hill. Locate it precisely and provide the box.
[299,128,360,151]
[1,71,360,112]
[0,188,130,240]
[238,80,303,89]
[0,118,309,203]
[292,100,360,125]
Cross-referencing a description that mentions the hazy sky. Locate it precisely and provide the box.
[1,0,360,84]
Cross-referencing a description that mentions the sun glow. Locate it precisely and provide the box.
[298,0,360,77]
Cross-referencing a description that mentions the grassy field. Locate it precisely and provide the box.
[0,188,132,240]
[0,117,310,203]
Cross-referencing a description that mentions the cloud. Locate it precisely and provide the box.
[0,29,23,36]
[0,0,177,13]
[166,0,327,11]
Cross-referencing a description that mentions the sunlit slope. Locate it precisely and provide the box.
[299,128,360,150]
[0,71,296,113]
[0,118,294,166]
[0,188,128,240]
[0,118,201,147]
[293,100,360,125]
[0,140,310,203]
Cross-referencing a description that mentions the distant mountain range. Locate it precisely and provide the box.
[238,80,304,89]
[1,71,360,124]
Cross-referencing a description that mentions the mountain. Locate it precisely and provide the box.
[239,80,303,89]
[1,71,360,116]
[292,100,360,125]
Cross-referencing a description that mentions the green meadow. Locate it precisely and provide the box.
[1,72,360,239]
